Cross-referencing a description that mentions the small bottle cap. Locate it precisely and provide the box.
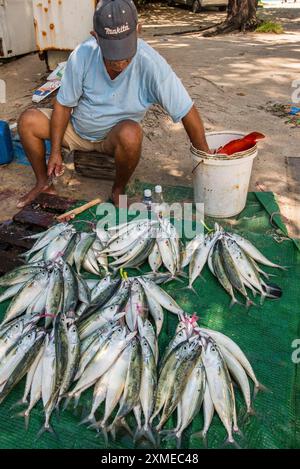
[155,185,162,193]
[144,189,152,197]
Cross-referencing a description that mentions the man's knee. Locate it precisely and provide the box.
[116,120,143,151]
[18,108,42,134]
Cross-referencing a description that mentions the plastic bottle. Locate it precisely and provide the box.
[153,185,168,217]
[142,189,153,212]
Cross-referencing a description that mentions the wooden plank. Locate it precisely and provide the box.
[74,150,116,181]
[0,221,35,250]
[13,206,56,229]
[33,193,78,213]
[0,250,25,275]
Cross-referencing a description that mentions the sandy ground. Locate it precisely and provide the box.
[0,4,299,235]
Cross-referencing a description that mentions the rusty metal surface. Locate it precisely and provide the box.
[33,0,97,51]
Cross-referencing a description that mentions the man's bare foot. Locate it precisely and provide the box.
[17,183,57,209]
[111,185,127,208]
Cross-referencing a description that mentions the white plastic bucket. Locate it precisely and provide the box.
[191,131,258,218]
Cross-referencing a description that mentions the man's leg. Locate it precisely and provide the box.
[101,120,143,206]
[17,109,59,208]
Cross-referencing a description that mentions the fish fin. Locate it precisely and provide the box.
[11,410,31,431]
[253,382,270,399]
[229,297,241,309]
[176,433,182,450]
[176,271,189,279]
[191,430,208,448]
[55,405,60,422]
[36,423,59,442]
[164,276,184,285]
[62,395,72,412]
[134,425,157,447]
[262,282,282,299]
[221,433,241,449]
[159,429,182,449]
[78,414,96,427]
[9,398,28,410]
[178,285,200,298]
[109,418,133,440]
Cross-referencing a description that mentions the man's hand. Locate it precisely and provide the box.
[47,152,64,178]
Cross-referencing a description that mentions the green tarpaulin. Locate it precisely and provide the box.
[0,187,299,449]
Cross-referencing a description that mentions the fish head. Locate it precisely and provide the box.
[202,339,221,368]
[111,326,126,341]
[68,324,79,344]
[130,336,139,351]
[8,321,23,338]
[125,330,137,344]
[174,328,188,346]
[35,270,49,284]
[140,337,152,358]
[64,228,76,240]
[20,329,37,350]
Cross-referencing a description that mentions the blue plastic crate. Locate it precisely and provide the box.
[0,121,14,165]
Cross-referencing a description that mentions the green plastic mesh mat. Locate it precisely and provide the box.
[0,186,299,449]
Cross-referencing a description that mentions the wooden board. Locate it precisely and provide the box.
[0,221,35,250]
[0,193,79,274]
[33,193,77,213]
[74,150,116,181]
[0,250,25,276]
[13,206,57,229]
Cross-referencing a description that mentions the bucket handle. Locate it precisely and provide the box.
[192,159,203,174]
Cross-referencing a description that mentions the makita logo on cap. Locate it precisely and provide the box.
[104,23,130,35]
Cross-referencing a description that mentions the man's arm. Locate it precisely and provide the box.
[182,105,210,153]
[47,99,72,177]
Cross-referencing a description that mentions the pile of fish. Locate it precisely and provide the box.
[66,316,158,446]
[0,217,269,446]
[0,259,90,328]
[72,313,261,448]
[0,253,184,435]
[22,222,110,275]
[76,272,183,337]
[0,310,81,432]
[182,224,284,307]
[101,217,183,276]
[21,216,184,279]
[149,313,261,447]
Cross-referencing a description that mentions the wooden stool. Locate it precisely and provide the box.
[73,150,116,181]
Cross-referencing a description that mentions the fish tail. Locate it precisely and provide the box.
[11,409,31,431]
[159,428,181,446]
[134,425,157,447]
[9,398,28,411]
[178,285,200,298]
[245,298,256,309]
[78,413,96,427]
[62,395,72,412]
[36,423,59,441]
[223,436,241,449]
[262,282,282,299]
[229,297,241,309]
[253,382,270,399]
[109,417,133,440]
[191,430,208,448]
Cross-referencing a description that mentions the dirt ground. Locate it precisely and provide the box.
[0,4,299,235]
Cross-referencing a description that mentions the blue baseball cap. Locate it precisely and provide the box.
[93,0,138,61]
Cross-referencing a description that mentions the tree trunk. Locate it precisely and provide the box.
[203,0,260,37]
